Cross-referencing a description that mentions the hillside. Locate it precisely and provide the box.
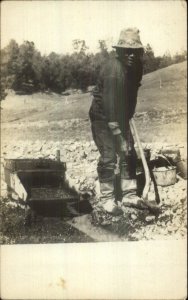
[137,61,187,112]
[1,61,187,143]
[1,61,187,121]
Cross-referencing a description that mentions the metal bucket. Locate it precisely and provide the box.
[176,159,187,179]
[152,166,177,186]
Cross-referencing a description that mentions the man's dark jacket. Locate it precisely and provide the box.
[89,54,143,134]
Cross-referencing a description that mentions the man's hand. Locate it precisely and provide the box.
[115,134,129,154]
[127,54,135,67]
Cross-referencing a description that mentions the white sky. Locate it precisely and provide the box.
[1,0,187,56]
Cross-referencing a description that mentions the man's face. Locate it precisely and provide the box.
[118,48,143,67]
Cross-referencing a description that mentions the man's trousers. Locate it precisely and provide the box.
[91,120,137,183]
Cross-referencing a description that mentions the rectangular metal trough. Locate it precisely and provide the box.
[4,158,92,217]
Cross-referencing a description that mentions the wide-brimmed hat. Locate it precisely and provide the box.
[113,28,143,49]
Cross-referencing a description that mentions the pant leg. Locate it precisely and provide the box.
[91,120,117,182]
[119,125,137,180]
[91,120,124,214]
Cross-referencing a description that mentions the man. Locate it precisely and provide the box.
[89,28,144,215]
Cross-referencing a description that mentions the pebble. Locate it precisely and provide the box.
[145,215,156,222]
[131,214,138,221]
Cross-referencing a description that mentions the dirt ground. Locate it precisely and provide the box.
[0,62,187,244]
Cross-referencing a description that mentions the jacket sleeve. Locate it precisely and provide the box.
[136,60,143,88]
[129,61,143,118]
[102,71,124,135]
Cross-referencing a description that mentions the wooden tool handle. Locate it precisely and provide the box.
[129,118,151,200]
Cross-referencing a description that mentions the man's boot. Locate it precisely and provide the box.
[120,161,141,208]
[121,178,141,207]
[99,180,123,215]
[97,164,123,215]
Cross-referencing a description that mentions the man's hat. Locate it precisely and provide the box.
[113,28,143,49]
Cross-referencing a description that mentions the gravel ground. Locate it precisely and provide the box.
[0,197,93,244]
[1,130,187,243]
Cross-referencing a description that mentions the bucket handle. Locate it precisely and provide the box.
[157,154,174,168]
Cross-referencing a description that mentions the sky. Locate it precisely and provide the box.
[1,0,187,56]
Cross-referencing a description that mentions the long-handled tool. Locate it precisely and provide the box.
[129,118,161,214]
[129,118,151,200]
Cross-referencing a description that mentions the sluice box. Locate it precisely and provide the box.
[4,158,92,217]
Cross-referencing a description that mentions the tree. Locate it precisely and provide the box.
[72,39,89,54]
[13,41,36,92]
[0,40,20,100]
[143,44,156,74]
[1,40,19,91]
[173,50,187,64]
[2,40,44,93]
[159,51,173,69]
[71,40,94,91]
[0,80,8,101]
[98,40,109,58]
[41,52,62,93]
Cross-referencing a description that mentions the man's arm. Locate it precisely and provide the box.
[102,71,129,153]
[136,60,143,88]
[129,60,143,119]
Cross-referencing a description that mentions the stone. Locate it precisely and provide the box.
[145,215,156,222]
[131,214,138,221]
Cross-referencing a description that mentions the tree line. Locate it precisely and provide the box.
[1,39,187,100]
